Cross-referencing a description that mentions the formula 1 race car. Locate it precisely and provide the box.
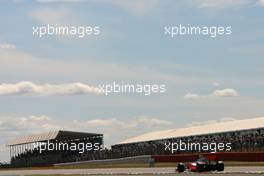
[176,155,224,173]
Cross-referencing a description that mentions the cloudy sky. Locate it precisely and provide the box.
[0,0,264,162]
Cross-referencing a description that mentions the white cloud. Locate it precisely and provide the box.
[184,88,239,100]
[183,93,201,100]
[220,117,236,122]
[36,0,80,2]
[0,115,59,133]
[0,81,102,96]
[34,0,264,11]
[31,0,158,25]
[95,0,159,15]
[124,116,171,129]
[257,0,264,5]
[191,0,264,8]
[0,42,16,50]
[187,117,236,127]
[136,116,170,127]
[187,120,217,127]
[212,88,239,97]
[193,0,251,8]
[213,82,220,87]
[0,144,6,152]
[31,8,71,25]
[79,118,121,127]
[76,116,170,130]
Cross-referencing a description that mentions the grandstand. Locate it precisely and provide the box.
[8,130,103,167]
[111,117,264,158]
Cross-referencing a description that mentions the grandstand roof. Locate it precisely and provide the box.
[117,117,264,145]
[8,130,103,146]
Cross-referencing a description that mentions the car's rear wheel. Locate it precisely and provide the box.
[216,161,224,171]
[177,163,185,173]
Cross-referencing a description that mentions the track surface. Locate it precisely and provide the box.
[0,167,264,175]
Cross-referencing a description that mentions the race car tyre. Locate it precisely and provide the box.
[177,163,185,173]
[216,161,224,171]
[196,163,204,172]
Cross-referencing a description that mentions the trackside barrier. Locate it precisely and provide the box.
[54,155,151,166]
[152,152,264,162]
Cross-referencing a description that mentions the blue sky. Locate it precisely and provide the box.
[0,0,264,162]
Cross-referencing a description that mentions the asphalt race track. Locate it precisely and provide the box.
[1,167,264,175]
